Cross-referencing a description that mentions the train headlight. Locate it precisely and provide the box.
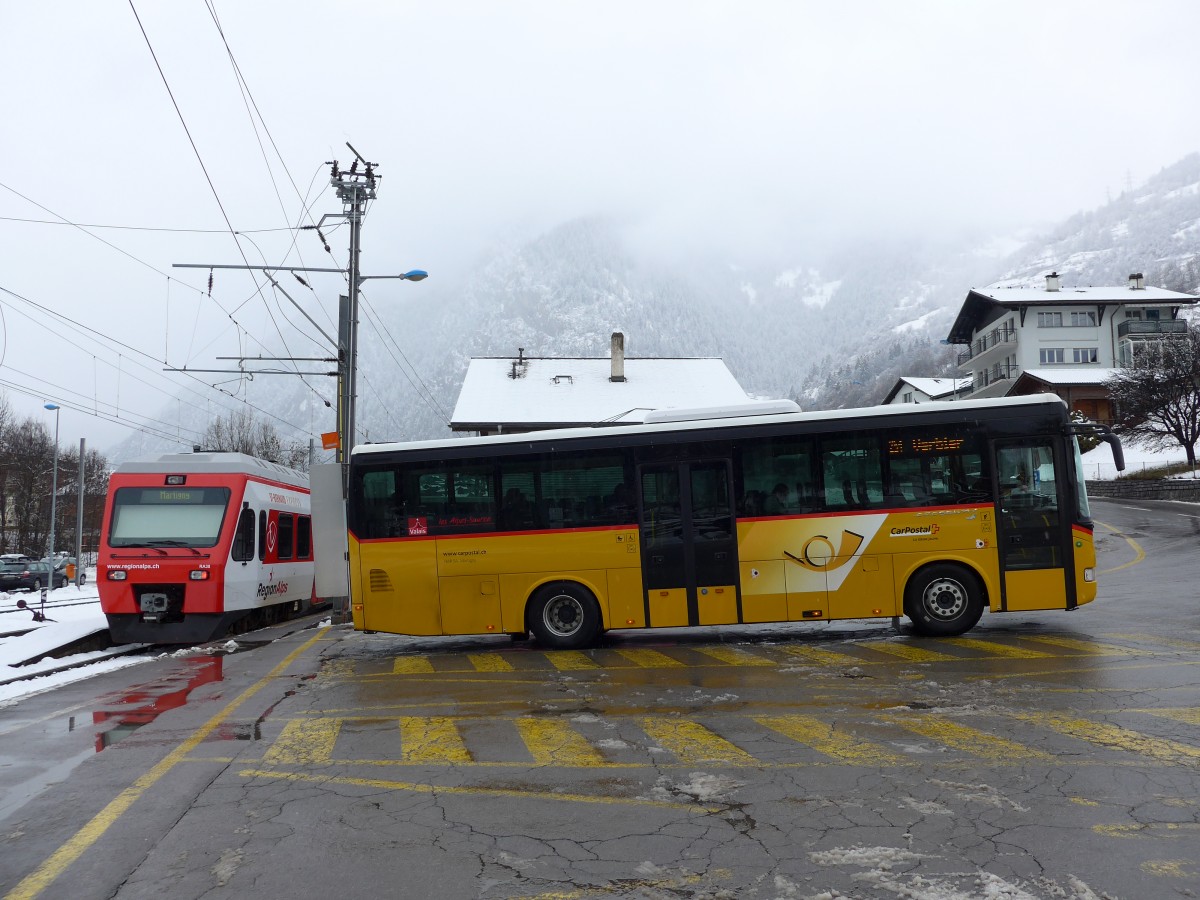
[109,570,127,581]
[1083,567,1095,583]
[189,570,210,581]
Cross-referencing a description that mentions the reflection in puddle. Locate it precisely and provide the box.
[92,656,224,751]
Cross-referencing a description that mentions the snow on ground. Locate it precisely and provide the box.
[0,569,153,707]
[1080,438,1195,481]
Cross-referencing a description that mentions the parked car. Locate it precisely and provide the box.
[0,560,67,592]
[0,553,32,564]
[48,557,86,584]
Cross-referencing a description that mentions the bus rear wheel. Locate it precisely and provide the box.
[906,563,984,637]
[528,582,602,650]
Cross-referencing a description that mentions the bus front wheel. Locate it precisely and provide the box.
[905,564,984,637]
[528,582,602,650]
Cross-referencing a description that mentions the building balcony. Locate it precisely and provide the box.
[1117,319,1188,339]
[955,326,1017,363]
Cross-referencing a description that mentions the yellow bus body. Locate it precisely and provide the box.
[349,505,1096,636]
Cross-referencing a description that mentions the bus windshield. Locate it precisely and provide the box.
[108,486,231,548]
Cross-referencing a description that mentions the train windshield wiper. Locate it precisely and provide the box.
[143,540,203,556]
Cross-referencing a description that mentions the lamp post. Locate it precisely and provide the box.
[44,402,60,591]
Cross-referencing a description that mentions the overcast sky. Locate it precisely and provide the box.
[3,1,1199,451]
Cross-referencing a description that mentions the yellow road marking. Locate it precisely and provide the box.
[942,638,1053,659]
[614,648,685,668]
[469,653,515,672]
[1021,635,1141,656]
[754,715,906,765]
[1094,519,1145,574]
[546,651,601,671]
[319,659,356,679]
[5,629,327,900]
[860,641,957,662]
[1015,712,1200,764]
[641,719,756,765]
[392,656,435,674]
[1141,860,1197,878]
[237,768,720,812]
[516,718,607,766]
[695,646,773,666]
[400,716,472,763]
[780,645,862,666]
[263,717,342,765]
[881,713,1052,761]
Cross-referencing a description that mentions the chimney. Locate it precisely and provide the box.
[1128,272,1145,290]
[609,332,626,383]
[1045,272,1060,292]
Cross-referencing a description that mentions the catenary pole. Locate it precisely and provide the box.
[75,438,85,586]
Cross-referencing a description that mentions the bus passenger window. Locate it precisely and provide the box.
[821,436,882,510]
[737,436,815,516]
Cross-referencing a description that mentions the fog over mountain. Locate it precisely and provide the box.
[110,153,1200,464]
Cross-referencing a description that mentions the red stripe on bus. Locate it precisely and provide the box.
[352,523,636,543]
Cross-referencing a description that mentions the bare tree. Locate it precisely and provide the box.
[0,417,55,555]
[1107,327,1200,468]
[201,410,308,471]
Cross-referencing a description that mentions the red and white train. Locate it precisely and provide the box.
[99,452,319,644]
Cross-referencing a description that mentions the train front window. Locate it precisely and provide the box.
[108,487,232,548]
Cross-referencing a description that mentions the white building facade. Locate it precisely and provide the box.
[948,274,1199,417]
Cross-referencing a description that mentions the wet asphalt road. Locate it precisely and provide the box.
[1,495,1199,899]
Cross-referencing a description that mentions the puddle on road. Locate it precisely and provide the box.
[91,656,224,751]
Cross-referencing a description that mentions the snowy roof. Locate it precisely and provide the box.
[450,356,753,430]
[970,284,1197,305]
[948,282,1199,344]
[1017,367,1119,387]
[883,376,972,403]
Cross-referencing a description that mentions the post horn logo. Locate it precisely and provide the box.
[784,530,866,571]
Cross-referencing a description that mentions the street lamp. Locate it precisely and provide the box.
[44,402,59,592]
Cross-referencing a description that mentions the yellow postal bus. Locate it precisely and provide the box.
[345,394,1122,648]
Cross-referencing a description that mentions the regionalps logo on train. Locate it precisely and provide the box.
[257,581,289,599]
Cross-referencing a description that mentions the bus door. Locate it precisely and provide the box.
[639,460,741,627]
[992,439,1074,611]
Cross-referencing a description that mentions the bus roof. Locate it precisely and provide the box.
[114,452,309,489]
[352,393,1069,459]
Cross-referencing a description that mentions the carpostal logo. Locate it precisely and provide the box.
[890,524,940,537]
[257,581,289,598]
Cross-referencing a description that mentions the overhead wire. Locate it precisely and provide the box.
[0,282,311,442]
[127,0,309,389]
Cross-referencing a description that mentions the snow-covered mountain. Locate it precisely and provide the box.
[109,154,1200,463]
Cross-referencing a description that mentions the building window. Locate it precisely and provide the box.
[1069,311,1097,327]
[1073,347,1098,363]
[1146,308,1161,321]
[1126,309,1142,320]
[902,391,913,403]
[1040,348,1065,364]
[1038,312,1063,327]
